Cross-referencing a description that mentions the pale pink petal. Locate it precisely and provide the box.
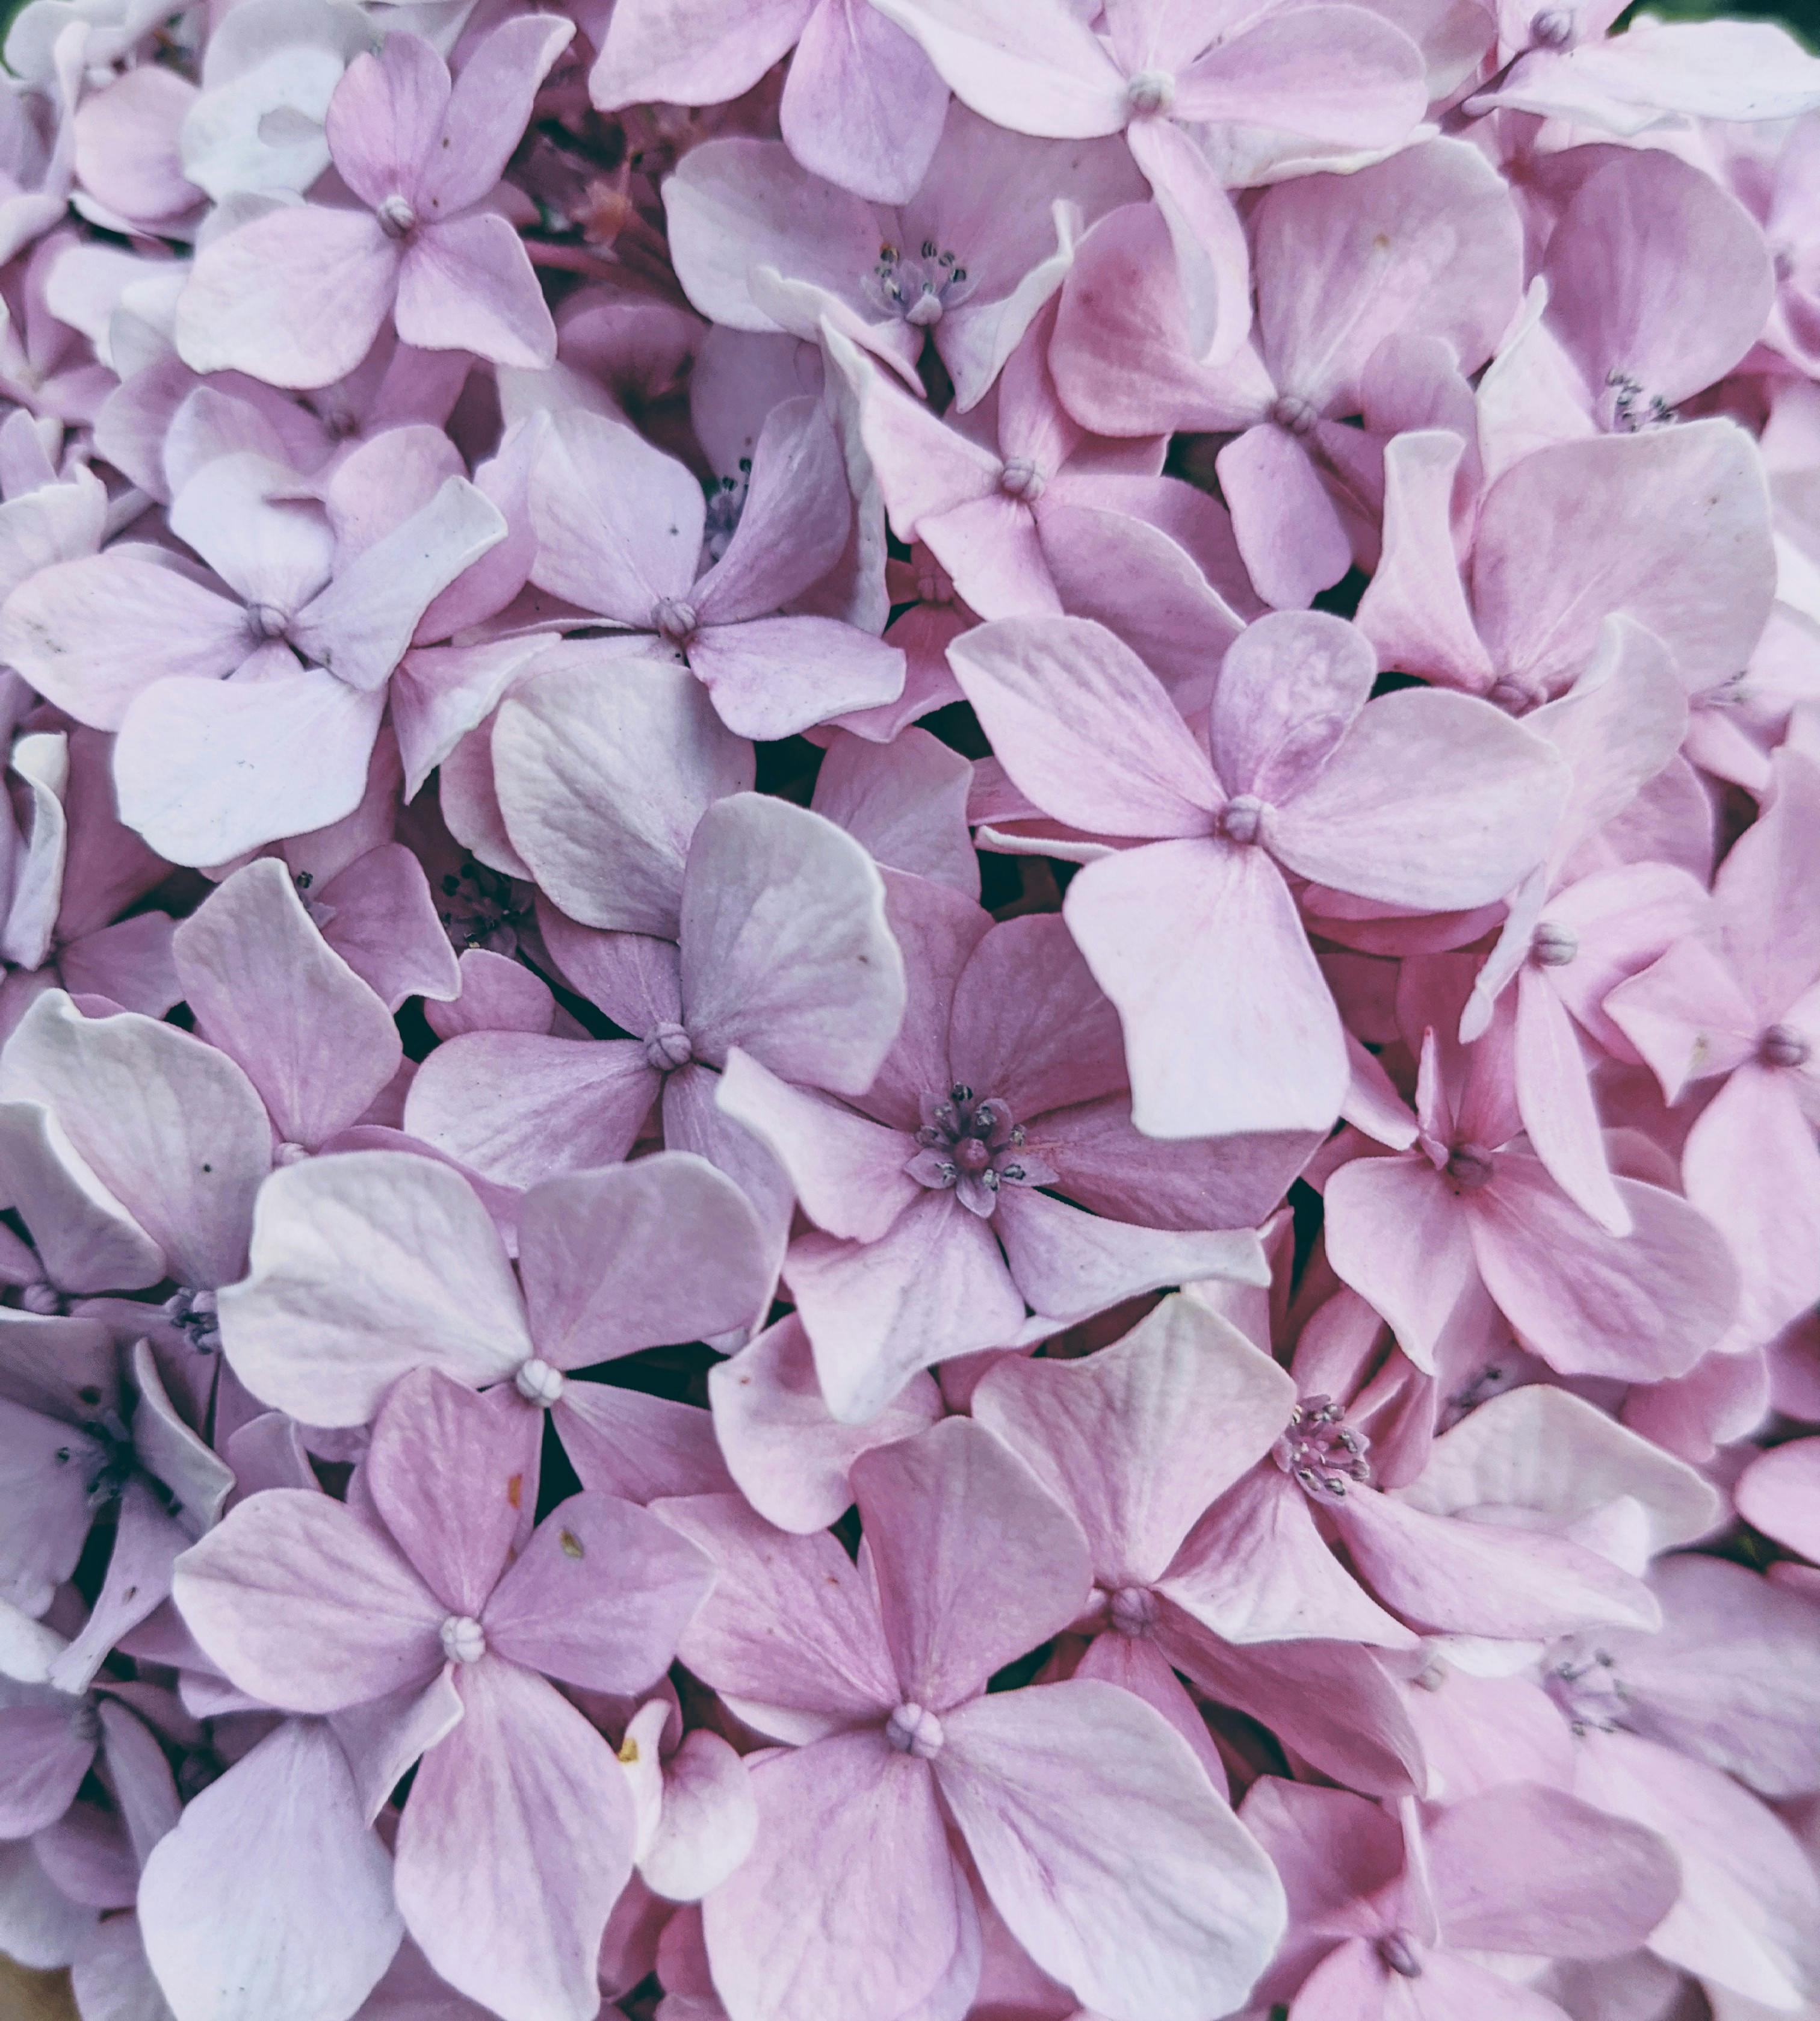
[692,395,856,625]
[1736,1438,1820,1562]
[1207,609,1375,803]
[493,655,752,935]
[700,1733,970,2021]
[973,1293,1295,1586]
[1178,7,1425,143]
[403,1033,658,1190]
[114,664,386,867]
[786,1192,1027,1423]
[638,1727,758,1903]
[1254,136,1523,412]
[1466,1154,1740,1382]
[1063,837,1349,1138]
[852,1415,1092,1709]
[1544,147,1773,415]
[937,1679,1286,2021]
[1513,966,1630,1236]
[1403,1383,1719,1560]
[0,551,248,729]
[175,206,400,390]
[782,0,949,203]
[948,614,1221,839]
[1471,419,1775,702]
[1049,203,1273,438]
[0,1098,162,1294]
[1329,1486,1659,1640]
[1683,1065,1820,1351]
[324,35,449,209]
[527,412,704,621]
[589,0,811,110]
[172,1491,445,1712]
[519,1153,770,1367]
[138,1718,403,2021]
[173,858,400,1151]
[661,134,887,339]
[863,0,1128,137]
[216,1151,532,1426]
[1159,1467,1418,1649]
[1323,1153,1477,1375]
[395,213,556,370]
[708,1312,944,1534]
[715,1048,920,1245]
[0,989,271,1292]
[810,726,979,899]
[290,478,506,693]
[483,1491,713,1691]
[395,1660,637,2021]
[1574,1729,1820,2010]
[424,16,575,214]
[554,1385,736,1504]
[1215,421,1352,610]
[678,793,905,1094]
[1124,117,1252,365]
[687,612,907,739]
[1601,936,1757,1104]
[365,1370,528,1617]
[1355,430,1494,690]
[1267,687,1567,911]
[946,910,1126,1123]
[993,1185,1265,1327]
[655,1494,900,1722]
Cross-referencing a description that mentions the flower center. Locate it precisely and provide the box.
[906,1083,1053,1219]
[165,1287,221,1356]
[1125,68,1176,116]
[702,466,749,566]
[886,1701,945,1759]
[1530,920,1579,968]
[19,1280,62,1315]
[1546,1643,1628,1735]
[1269,394,1319,438]
[440,1615,486,1664]
[1605,370,1674,435]
[1378,1933,1423,1978]
[377,193,417,238]
[1488,676,1543,716]
[1529,5,1574,43]
[864,240,974,327]
[643,1021,694,1071]
[1762,1023,1811,1069]
[246,601,289,642]
[1274,1394,1373,1502]
[1109,1586,1159,1638]
[998,457,1047,502]
[438,858,533,956]
[652,596,699,645]
[1219,794,1270,846]
[514,1358,566,1407]
[1446,1142,1496,1192]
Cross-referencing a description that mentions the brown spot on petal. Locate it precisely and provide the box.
[560,1528,584,1559]
[618,1738,640,1764]
[507,1474,522,1511]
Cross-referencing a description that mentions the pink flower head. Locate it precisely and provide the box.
[526,394,904,738]
[718,877,1283,1422]
[172,1366,716,2020]
[870,0,1427,361]
[952,608,1568,1137]
[174,19,577,390]
[659,1414,1287,2021]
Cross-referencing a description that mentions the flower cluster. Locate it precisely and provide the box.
[0,1,1819,2019]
